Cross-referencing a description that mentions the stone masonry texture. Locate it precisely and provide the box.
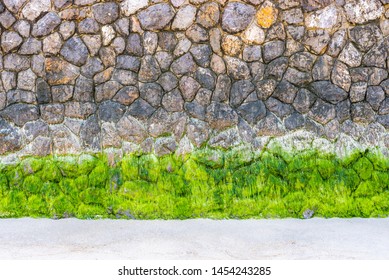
[0,0,388,159]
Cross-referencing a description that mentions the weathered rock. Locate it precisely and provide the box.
[293,88,316,114]
[302,0,332,11]
[36,78,51,104]
[98,101,125,123]
[171,53,197,76]
[126,33,144,56]
[143,32,158,55]
[282,8,303,25]
[344,0,384,24]
[312,55,334,81]
[230,80,255,107]
[327,29,347,57]
[95,81,121,103]
[139,83,163,107]
[0,118,22,154]
[73,76,94,102]
[366,86,385,110]
[59,21,75,40]
[158,72,178,92]
[242,45,262,62]
[52,85,73,103]
[305,4,341,29]
[289,52,316,72]
[6,89,36,105]
[209,128,241,149]
[121,0,148,16]
[285,112,305,130]
[197,2,220,28]
[256,112,285,136]
[14,20,30,38]
[64,102,96,119]
[172,4,196,30]
[308,99,336,125]
[128,99,156,120]
[265,97,294,118]
[113,86,139,106]
[23,120,49,142]
[222,2,256,33]
[338,43,362,68]
[194,67,216,90]
[32,12,61,37]
[162,89,184,112]
[3,0,27,13]
[224,56,251,80]
[178,76,200,102]
[351,102,376,123]
[138,3,175,31]
[331,61,351,92]
[350,24,383,52]
[238,100,266,124]
[304,29,331,54]
[22,0,50,21]
[369,68,388,86]
[138,55,161,83]
[362,39,388,68]
[41,104,65,124]
[116,55,140,71]
[42,33,63,55]
[186,119,209,147]
[155,137,177,156]
[45,57,80,86]
[1,31,22,52]
[190,44,212,67]
[92,2,119,25]
[255,79,277,100]
[0,104,39,126]
[256,1,278,28]
[206,102,238,130]
[0,10,16,29]
[186,24,208,43]
[336,99,351,123]
[377,115,389,129]
[273,80,298,104]
[350,82,367,103]
[60,36,89,66]
[80,115,100,150]
[310,81,348,104]
[263,41,284,63]
[17,69,36,91]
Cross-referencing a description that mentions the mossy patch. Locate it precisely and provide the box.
[0,147,388,219]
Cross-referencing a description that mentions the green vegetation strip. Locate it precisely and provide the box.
[0,147,388,219]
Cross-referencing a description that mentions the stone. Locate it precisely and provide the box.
[36,78,51,104]
[350,82,367,103]
[179,76,201,102]
[0,10,16,29]
[101,122,121,148]
[338,43,362,68]
[114,18,130,37]
[112,69,137,86]
[238,100,266,124]
[113,86,139,106]
[112,37,126,54]
[209,128,241,149]
[230,80,255,107]
[327,29,347,57]
[4,54,30,72]
[380,19,389,37]
[81,57,104,79]
[1,31,22,52]
[289,52,316,72]
[256,112,285,136]
[379,98,389,114]
[304,29,331,55]
[344,0,384,24]
[14,20,30,38]
[0,118,22,154]
[155,51,174,72]
[174,37,192,57]
[139,83,163,107]
[293,89,316,114]
[102,26,116,46]
[189,44,212,68]
[138,3,175,31]
[221,35,243,57]
[22,0,50,21]
[210,54,226,74]
[138,55,161,83]
[285,68,313,86]
[95,81,122,103]
[121,0,148,16]
[331,61,351,92]
[43,33,62,54]
[80,115,101,150]
[155,137,177,156]
[225,56,251,80]
[336,99,351,123]
[98,101,125,122]
[171,53,197,76]
[221,2,256,33]
[273,80,298,104]
[366,86,385,110]
[2,72,16,92]
[263,41,284,63]
[158,72,178,92]
[41,104,65,124]
[186,24,208,43]
[377,115,389,128]
[302,0,332,12]
[116,55,140,71]
[92,2,119,25]
[264,57,288,81]
[45,57,80,86]
[255,79,277,100]
[195,88,212,107]
[23,120,49,142]
[31,55,45,77]
[52,85,73,103]
[310,81,348,105]
[74,76,94,102]
[117,115,147,143]
[282,8,304,24]
[128,99,156,120]
[64,102,96,119]
[187,119,210,147]
[172,4,196,30]
[60,36,89,66]
[381,79,389,95]
[126,33,143,56]
[350,24,383,52]
[143,32,158,55]
[363,39,388,68]
[305,4,341,29]
[265,97,294,118]
[195,67,216,90]
[51,124,81,154]
[206,102,239,130]
[312,55,334,81]
[209,28,222,55]
[185,101,206,120]
[6,89,35,105]
[242,23,265,45]
[369,68,388,86]
[17,69,36,91]
[32,12,61,37]
[266,22,286,41]
[285,112,305,130]
[256,1,278,28]
[212,74,230,102]
[243,45,262,62]
[308,99,336,125]
[0,104,39,126]
[197,2,220,28]
[82,35,101,56]
[351,102,376,123]
[59,21,76,40]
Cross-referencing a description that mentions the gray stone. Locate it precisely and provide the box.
[327,29,347,57]
[225,56,251,80]
[381,79,389,95]
[60,36,89,66]
[14,20,30,38]
[20,37,43,55]
[238,100,266,124]
[174,37,192,57]
[78,18,99,34]
[138,55,161,83]
[210,54,226,74]
[171,53,197,76]
[41,104,65,124]
[197,2,219,28]
[190,44,212,67]
[336,99,351,123]
[64,102,97,119]
[92,2,119,25]
[350,82,367,103]
[120,0,148,16]
[209,128,241,149]
[113,86,139,106]
[36,78,51,104]
[1,31,22,52]
[22,0,50,21]
[195,67,216,90]
[350,24,383,52]
[302,0,332,11]
[273,80,298,104]
[344,0,384,24]
[230,80,255,107]
[6,89,35,105]
[59,21,76,40]
[194,88,212,107]
[126,33,144,56]
[81,57,104,79]
[93,68,113,85]
[263,41,285,63]
[112,69,137,86]
[255,79,277,100]
[52,85,73,103]
[98,101,126,122]
[379,99,389,114]
[82,35,101,57]
[172,4,197,30]
[308,99,336,125]
[304,29,331,54]
[243,45,262,62]
[369,68,388,86]
[209,28,222,55]
[155,51,174,72]
[112,37,126,54]
[3,0,27,13]
[17,69,36,91]
[185,101,206,120]
[186,24,209,43]
[265,97,294,118]
[179,76,201,102]
[158,32,177,52]
[116,55,140,71]
[0,10,16,29]
[310,81,348,104]
[0,104,39,126]
[363,39,388,68]
[366,86,385,110]
[99,46,116,68]
[285,112,305,130]
[312,55,334,81]
[289,52,316,72]
[338,43,362,68]
[95,81,121,103]
[117,115,147,143]
[267,23,286,42]
[42,33,63,55]
[213,74,231,102]
[162,89,184,112]
[264,57,288,81]
[221,2,255,33]
[187,119,209,147]
[138,3,175,31]
[377,115,389,128]
[351,102,376,124]
[284,68,312,87]
[282,8,304,24]
[74,76,94,102]
[255,112,286,137]
[140,83,163,107]
[1,71,16,92]
[0,118,22,154]
[143,32,158,55]
[45,57,80,86]
[23,120,49,142]
[32,12,61,37]
[128,99,156,120]
[155,137,177,156]
[101,122,121,148]
[31,55,45,77]
[114,18,130,37]
[206,102,238,130]
[331,61,351,92]
[158,72,178,92]
[80,115,100,150]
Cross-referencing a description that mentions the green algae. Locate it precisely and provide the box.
[0,147,388,219]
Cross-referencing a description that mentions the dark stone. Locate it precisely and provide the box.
[113,86,139,106]
[285,112,305,130]
[155,51,174,72]
[302,0,332,11]
[60,36,89,66]
[78,18,99,34]
[138,55,161,83]
[255,79,277,100]
[237,100,266,124]
[139,83,163,107]
[366,86,385,110]
[74,76,94,102]
[362,39,388,68]
[289,52,316,72]
[162,88,184,112]
[224,56,251,80]
[40,104,65,124]
[308,99,336,125]
[126,33,144,56]
[0,118,22,154]
[309,81,348,104]
[81,57,104,79]
[230,80,255,107]
[92,2,119,25]
[312,55,334,81]
[185,101,206,120]
[206,102,239,130]
[242,45,262,62]
[36,78,51,104]
[112,69,137,86]
[117,115,147,144]
[272,80,298,104]
[171,53,197,76]
[264,57,288,81]
[350,24,383,52]
[256,112,286,136]
[98,101,126,122]
[24,120,49,142]
[190,44,212,67]
[158,72,178,92]
[284,68,312,86]
[80,115,100,150]
[116,55,140,71]
[64,102,97,119]
[221,2,255,33]
[263,41,285,63]
[158,32,177,52]
[195,67,216,90]
[95,81,122,103]
[336,99,351,123]
[351,102,376,124]
[0,104,39,126]
[265,97,294,118]
[6,90,35,105]
[179,76,201,102]
[213,74,231,102]
[128,99,156,120]
[379,98,389,115]
[377,114,389,128]
[138,3,175,31]
[52,85,73,103]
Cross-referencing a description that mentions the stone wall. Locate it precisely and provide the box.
[0,0,388,160]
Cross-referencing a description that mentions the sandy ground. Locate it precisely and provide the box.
[0,218,388,260]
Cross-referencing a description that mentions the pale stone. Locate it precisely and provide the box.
[338,42,362,68]
[172,5,197,31]
[305,4,341,29]
[102,25,116,46]
[344,0,384,24]
[22,0,51,21]
[242,23,265,45]
[120,0,148,16]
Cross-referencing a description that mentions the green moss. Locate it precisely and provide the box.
[0,147,388,219]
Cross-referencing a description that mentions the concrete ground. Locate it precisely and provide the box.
[0,218,388,259]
